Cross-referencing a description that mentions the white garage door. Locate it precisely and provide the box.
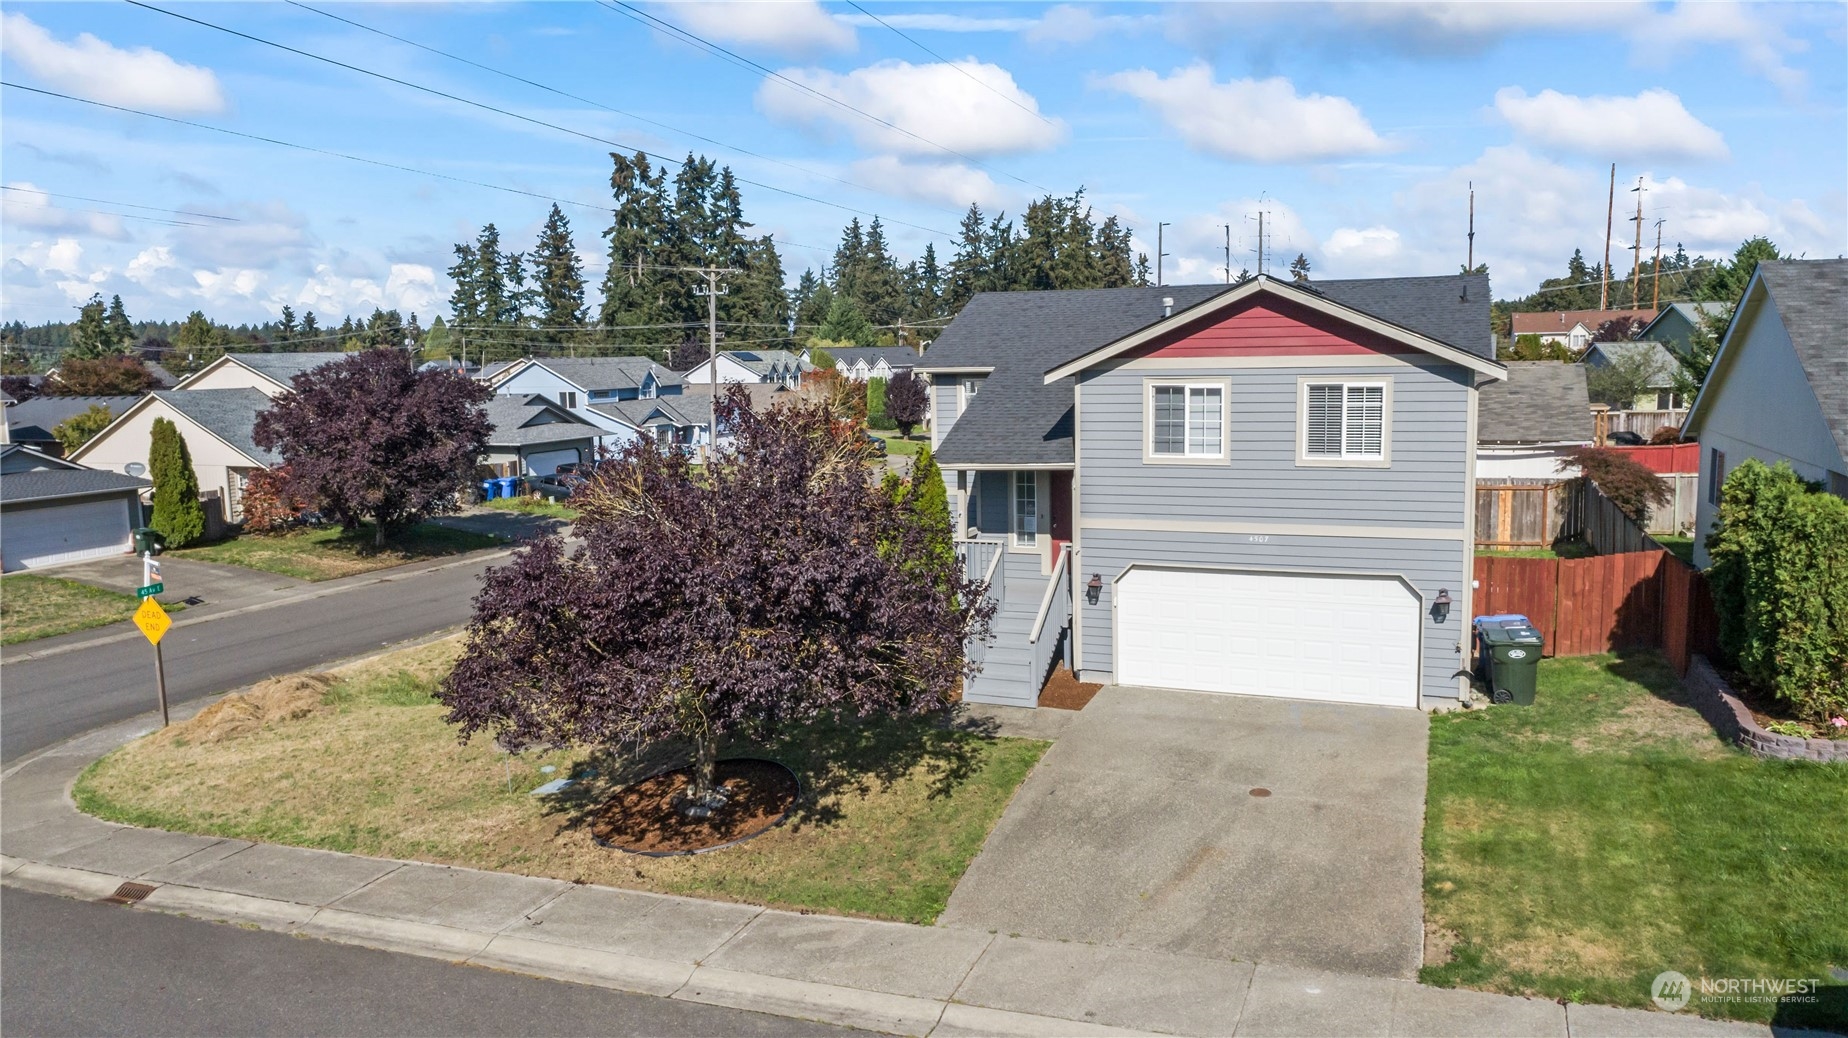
[1117,567,1420,707]
[3,497,133,573]
[524,449,580,476]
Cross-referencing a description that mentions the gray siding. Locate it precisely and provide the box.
[1077,361,1472,527]
[1075,528,1469,704]
[931,381,960,449]
[963,545,1052,708]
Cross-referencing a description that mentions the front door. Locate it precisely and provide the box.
[1048,471,1073,559]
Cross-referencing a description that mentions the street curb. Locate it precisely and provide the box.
[675,965,947,1037]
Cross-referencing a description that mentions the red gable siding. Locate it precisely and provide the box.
[1137,295,1417,360]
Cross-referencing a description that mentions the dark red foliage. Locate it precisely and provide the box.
[886,370,928,438]
[436,388,994,775]
[49,356,161,396]
[253,349,491,544]
[1592,316,1648,342]
[239,466,306,534]
[1559,445,1672,522]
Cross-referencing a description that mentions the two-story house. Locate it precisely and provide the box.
[921,275,1505,711]
[680,349,808,389]
[487,357,685,448]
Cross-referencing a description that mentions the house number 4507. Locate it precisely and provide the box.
[1247,535,1271,543]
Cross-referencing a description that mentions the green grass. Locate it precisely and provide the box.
[1656,535,1696,566]
[75,638,1048,924]
[482,496,579,520]
[1423,652,1848,1027]
[172,522,501,581]
[877,433,927,457]
[1478,539,1596,560]
[1,574,141,644]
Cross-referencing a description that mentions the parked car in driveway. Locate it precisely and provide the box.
[530,473,583,500]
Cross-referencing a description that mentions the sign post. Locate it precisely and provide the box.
[133,595,173,727]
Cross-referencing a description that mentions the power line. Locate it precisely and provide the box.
[122,0,955,237]
[0,82,829,258]
[0,198,221,229]
[600,1,1052,193]
[282,0,940,214]
[0,185,239,221]
[843,0,1056,129]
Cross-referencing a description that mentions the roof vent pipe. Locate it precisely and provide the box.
[1162,296,1174,317]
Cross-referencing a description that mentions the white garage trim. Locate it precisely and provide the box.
[1112,563,1423,708]
[2,496,136,572]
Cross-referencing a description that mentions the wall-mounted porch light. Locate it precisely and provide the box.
[1086,573,1103,605]
[1431,588,1453,624]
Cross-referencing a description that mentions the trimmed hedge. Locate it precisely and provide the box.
[1706,459,1848,721]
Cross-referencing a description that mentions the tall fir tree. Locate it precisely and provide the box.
[531,204,587,342]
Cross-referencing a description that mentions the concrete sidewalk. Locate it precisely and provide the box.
[0,710,1788,1038]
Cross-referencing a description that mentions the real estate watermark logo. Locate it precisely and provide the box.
[1652,971,1691,1011]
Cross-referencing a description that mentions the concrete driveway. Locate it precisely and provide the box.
[939,685,1429,979]
[46,555,304,606]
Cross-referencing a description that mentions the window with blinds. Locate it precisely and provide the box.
[1303,382,1386,460]
[1149,382,1225,458]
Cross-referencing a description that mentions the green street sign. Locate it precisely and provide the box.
[136,582,164,599]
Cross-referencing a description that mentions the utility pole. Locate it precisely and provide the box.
[1467,182,1475,272]
[1630,176,1646,308]
[1257,210,1267,276]
[1652,218,1665,311]
[1600,163,1615,311]
[1156,222,1170,286]
[687,267,738,460]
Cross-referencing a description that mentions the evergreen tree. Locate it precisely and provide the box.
[899,445,955,590]
[1133,253,1152,286]
[832,218,867,304]
[531,204,587,342]
[103,295,133,352]
[148,417,207,547]
[1699,236,1785,305]
[817,294,877,346]
[66,294,118,360]
[945,204,988,312]
[300,311,321,343]
[600,151,670,337]
[423,315,453,360]
[1289,253,1312,282]
[905,242,944,322]
[447,240,483,329]
[278,304,298,343]
[797,277,834,333]
[791,269,826,329]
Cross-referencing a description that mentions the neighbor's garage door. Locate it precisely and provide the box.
[523,448,580,476]
[2,497,133,573]
[1116,567,1420,707]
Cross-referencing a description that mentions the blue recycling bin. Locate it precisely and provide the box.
[480,479,497,501]
[496,477,518,499]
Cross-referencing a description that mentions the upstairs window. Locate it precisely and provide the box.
[557,391,579,409]
[1147,382,1226,460]
[1301,381,1388,464]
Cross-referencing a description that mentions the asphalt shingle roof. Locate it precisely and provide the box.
[827,346,921,368]
[225,352,349,386]
[698,349,805,377]
[485,395,601,447]
[1477,362,1593,444]
[4,395,142,444]
[156,389,283,465]
[530,357,684,392]
[1580,341,1678,388]
[1757,259,1848,458]
[922,274,1493,467]
[0,467,148,506]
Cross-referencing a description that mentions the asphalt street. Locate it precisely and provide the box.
[0,556,499,763]
[1,887,856,1037]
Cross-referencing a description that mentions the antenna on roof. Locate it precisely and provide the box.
[1467,181,1475,273]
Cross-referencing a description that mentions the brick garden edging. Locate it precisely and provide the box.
[1684,656,1848,763]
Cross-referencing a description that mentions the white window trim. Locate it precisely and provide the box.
[1141,377,1232,465]
[959,376,983,416]
[1295,376,1393,468]
[1010,470,1040,551]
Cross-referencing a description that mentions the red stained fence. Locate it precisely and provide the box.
[1473,549,1719,671]
[1608,442,1700,474]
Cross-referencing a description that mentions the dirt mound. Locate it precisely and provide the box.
[158,673,337,744]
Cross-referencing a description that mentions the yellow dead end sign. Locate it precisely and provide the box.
[134,596,172,645]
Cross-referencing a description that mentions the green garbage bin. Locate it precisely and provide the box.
[1478,623,1543,705]
[131,527,167,555]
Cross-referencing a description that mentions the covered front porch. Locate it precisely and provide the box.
[949,466,1075,708]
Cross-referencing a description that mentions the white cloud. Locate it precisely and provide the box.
[1494,88,1729,160]
[660,1,854,57]
[290,263,438,319]
[1,181,131,240]
[1099,64,1392,164]
[0,13,225,114]
[848,156,1011,209]
[1128,198,1318,284]
[125,246,177,284]
[1644,1,1807,97]
[1024,5,1148,46]
[837,13,1034,33]
[1323,226,1406,275]
[757,59,1064,157]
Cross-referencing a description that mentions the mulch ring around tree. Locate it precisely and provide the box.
[590,758,800,856]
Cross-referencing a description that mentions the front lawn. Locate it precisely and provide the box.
[482,496,579,520]
[172,522,502,581]
[1,574,143,645]
[880,434,928,457]
[1423,652,1848,1027]
[75,637,1048,924]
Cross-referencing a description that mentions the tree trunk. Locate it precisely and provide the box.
[679,731,728,818]
[373,514,386,549]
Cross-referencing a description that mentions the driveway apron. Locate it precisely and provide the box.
[939,684,1429,979]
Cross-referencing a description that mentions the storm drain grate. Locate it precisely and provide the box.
[99,881,157,905]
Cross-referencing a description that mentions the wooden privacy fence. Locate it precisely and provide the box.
[1596,408,1687,442]
[1474,479,1583,549]
[1473,549,1719,671]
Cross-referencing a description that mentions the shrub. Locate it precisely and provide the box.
[52,403,114,455]
[886,370,928,438]
[1558,446,1671,523]
[1706,459,1848,721]
[240,467,304,534]
[148,417,207,547]
[1648,425,1682,445]
[866,375,891,429]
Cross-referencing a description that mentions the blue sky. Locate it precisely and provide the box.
[3,1,1843,327]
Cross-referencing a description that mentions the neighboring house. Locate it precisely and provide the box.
[476,359,522,386]
[1,443,149,572]
[1475,362,1594,479]
[591,382,788,451]
[1638,301,1730,356]
[419,359,480,378]
[489,357,684,447]
[3,395,142,456]
[821,346,922,382]
[483,395,603,477]
[71,389,282,523]
[1580,340,1687,411]
[174,351,352,393]
[921,274,1504,712]
[680,349,808,389]
[1510,308,1656,352]
[1685,259,1848,567]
